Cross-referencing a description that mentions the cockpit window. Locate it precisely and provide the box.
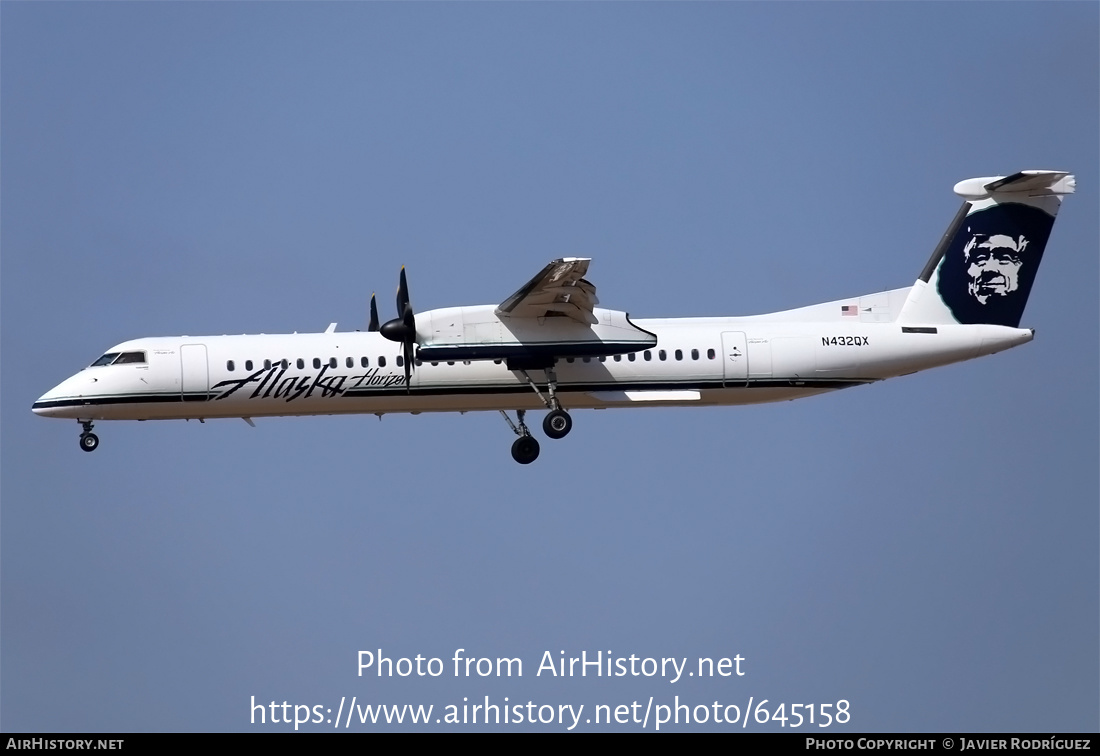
[90,351,146,367]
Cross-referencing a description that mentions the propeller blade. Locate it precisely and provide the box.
[381,267,418,392]
[368,293,380,332]
[403,342,414,392]
[396,267,410,319]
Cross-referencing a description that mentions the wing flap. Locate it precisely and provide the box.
[496,258,599,324]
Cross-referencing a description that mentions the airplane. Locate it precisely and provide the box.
[33,170,1075,464]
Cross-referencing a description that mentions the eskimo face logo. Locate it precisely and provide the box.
[964,233,1028,304]
[936,202,1054,328]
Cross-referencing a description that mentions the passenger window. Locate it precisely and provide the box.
[659,350,667,361]
[675,349,683,361]
[91,353,120,367]
[346,357,354,368]
[566,357,575,364]
[613,355,621,362]
[708,348,716,360]
[447,361,454,366]
[583,357,591,363]
[628,353,636,362]
[398,356,405,367]
[264,359,272,370]
[313,358,321,369]
[297,359,304,369]
[644,350,652,361]
[598,356,606,363]
[431,361,439,366]
[329,357,337,369]
[245,360,253,371]
[227,360,235,371]
[281,359,289,370]
[691,349,699,360]
[361,357,369,368]
[379,356,387,367]
[493,359,502,365]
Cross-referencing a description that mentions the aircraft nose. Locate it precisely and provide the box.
[32,374,83,418]
[32,384,64,416]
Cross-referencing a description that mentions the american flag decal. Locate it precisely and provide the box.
[841,305,858,316]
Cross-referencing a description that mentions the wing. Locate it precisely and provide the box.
[495,257,599,325]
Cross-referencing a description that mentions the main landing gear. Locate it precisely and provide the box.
[543,408,572,440]
[78,421,99,452]
[501,410,540,464]
[500,367,574,464]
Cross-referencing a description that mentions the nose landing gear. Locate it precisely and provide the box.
[78,421,99,452]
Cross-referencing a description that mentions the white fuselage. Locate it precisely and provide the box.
[32,300,1033,423]
[32,170,1071,462]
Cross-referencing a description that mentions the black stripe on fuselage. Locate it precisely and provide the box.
[345,378,869,397]
[33,393,209,409]
[32,378,871,410]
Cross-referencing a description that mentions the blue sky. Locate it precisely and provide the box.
[3,2,1097,732]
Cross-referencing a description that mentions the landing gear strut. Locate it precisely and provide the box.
[520,366,573,440]
[78,421,99,453]
[501,410,540,464]
[501,364,576,464]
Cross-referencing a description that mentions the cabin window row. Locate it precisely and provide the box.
[565,348,716,363]
[225,348,718,372]
[223,356,490,372]
[226,356,398,372]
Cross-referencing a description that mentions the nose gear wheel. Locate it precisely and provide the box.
[78,421,99,452]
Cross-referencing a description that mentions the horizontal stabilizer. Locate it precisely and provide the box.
[954,171,1075,200]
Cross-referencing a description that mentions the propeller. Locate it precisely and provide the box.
[379,267,417,390]
[368,293,380,332]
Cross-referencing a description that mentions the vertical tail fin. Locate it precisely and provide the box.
[897,171,1075,327]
